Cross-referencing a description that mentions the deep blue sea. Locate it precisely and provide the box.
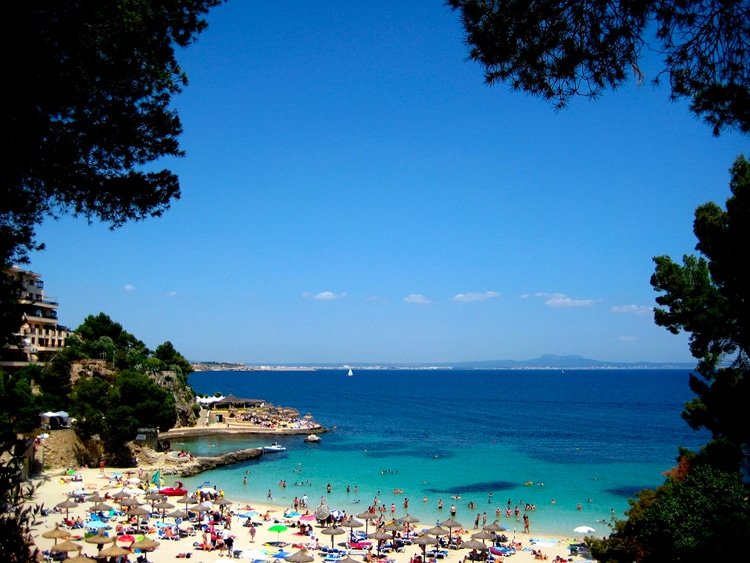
[178,369,706,537]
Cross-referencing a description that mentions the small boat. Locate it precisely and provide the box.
[347,367,353,377]
[304,434,321,443]
[263,442,287,453]
[159,481,188,496]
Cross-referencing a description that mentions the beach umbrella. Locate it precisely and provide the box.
[42,525,71,544]
[339,517,363,541]
[99,544,131,558]
[399,514,420,531]
[268,524,288,540]
[85,520,109,531]
[471,530,495,544]
[356,511,378,535]
[88,502,114,513]
[166,508,189,520]
[175,494,198,512]
[153,500,175,511]
[461,539,488,551]
[482,521,505,532]
[128,505,150,517]
[153,500,175,520]
[214,496,233,514]
[460,538,488,560]
[84,531,114,554]
[573,525,596,535]
[320,526,346,548]
[412,535,438,562]
[62,555,95,563]
[131,537,160,562]
[55,499,78,520]
[438,518,463,544]
[112,490,131,500]
[367,530,391,555]
[50,540,82,554]
[285,548,315,563]
[423,525,447,537]
[338,556,361,563]
[116,534,136,545]
[119,497,141,508]
[85,493,105,503]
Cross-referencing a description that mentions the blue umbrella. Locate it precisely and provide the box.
[86,521,109,529]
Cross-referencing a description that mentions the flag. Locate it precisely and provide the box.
[151,469,161,486]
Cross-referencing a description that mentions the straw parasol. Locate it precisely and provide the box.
[50,540,82,554]
[99,545,131,558]
[112,490,131,500]
[131,537,160,562]
[471,530,496,544]
[55,499,78,519]
[368,530,391,555]
[482,521,506,532]
[166,509,189,520]
[84,531,115,554]
[461,539,488,551]
[438,518,463,543]
[339,517,364,541]
[85,493,105,503]
[320,526,346,548]
[42,525,71,544]
[356,511,378,535]
[423,525,447,537]
[412,535,438,561]
[88,502,114,513]
[62,555,96,563]
[128,505,150,517]
[399,514,420,531]
[285,548,315,563]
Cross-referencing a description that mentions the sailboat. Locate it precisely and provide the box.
[347,367,354,377]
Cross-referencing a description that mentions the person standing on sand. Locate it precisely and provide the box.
[249,524,256,542]
[523,513,529,533]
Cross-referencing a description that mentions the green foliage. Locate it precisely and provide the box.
[0,369,41,437]
[448,0,750,135]
[651,155,750,473]
[0,0,224,271]
[154,340,194,381]
[592,466,750,563]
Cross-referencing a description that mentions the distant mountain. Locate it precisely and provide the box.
[193,354,695,371]
[446,354,695,370]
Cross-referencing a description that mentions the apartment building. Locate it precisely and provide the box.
[0,266,69,369]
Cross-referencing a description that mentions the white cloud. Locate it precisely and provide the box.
[611,304,653,316]
[537,292,594,308]
[453,291,499,303]
[404,293,431,305]
[619,335,637,342]
[304,291,345,301]
[165,291,177,298]
[123,284,136,292]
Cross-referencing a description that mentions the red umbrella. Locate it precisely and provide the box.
[117,534,136,545]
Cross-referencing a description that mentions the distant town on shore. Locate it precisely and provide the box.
[191,354,695,372]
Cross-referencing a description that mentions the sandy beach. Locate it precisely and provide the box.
[26,466,592,563]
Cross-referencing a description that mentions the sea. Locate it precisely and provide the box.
[176,369,707,537]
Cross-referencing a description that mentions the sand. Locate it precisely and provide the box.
[26,467,590,563]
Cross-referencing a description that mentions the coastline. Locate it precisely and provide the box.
[161,425,326,439]
[26,466,593,563]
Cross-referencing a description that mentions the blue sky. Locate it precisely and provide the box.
[30,2,747,364]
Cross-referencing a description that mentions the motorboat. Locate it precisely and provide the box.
[304,434,321,443]
[159,480,188,496]
[263,442,287,452]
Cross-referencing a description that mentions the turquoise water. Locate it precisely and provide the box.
[178,369,707,536]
